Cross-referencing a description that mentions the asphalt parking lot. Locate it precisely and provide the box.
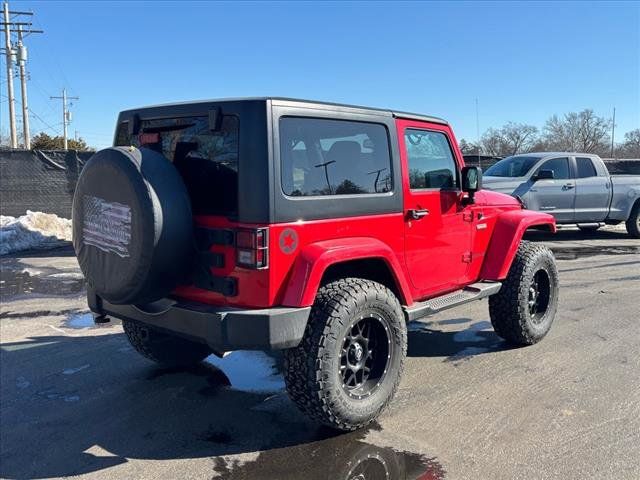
[1,226,639,479]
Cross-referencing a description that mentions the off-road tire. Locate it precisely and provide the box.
[283,278,407,431]
[489,241,559,345]
[625,202,640,238]
[123,320,211,367]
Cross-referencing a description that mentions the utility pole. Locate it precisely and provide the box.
[50,88,79,150]
[1,3,42,149]
[17,26,30,148]
[610,107,616,159]
[3,2,17,148]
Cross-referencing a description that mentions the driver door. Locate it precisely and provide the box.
[530,157,576,222]
[398,120,473,298]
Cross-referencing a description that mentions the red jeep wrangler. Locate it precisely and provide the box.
[73,98,559,431]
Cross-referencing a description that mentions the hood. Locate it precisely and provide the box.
[482,176,524,194]
[475,189,521,207]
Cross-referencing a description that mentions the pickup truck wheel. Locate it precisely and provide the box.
[283,278,407,431]
[489,241,559,346]
[122,320,211,367]
[625,202,640,238]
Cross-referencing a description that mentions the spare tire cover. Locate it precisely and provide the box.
[72,146,194,305]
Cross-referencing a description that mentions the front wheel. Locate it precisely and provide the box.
[489,241,559,345]
[283,278,407,431]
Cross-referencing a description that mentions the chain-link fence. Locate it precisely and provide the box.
[0,149,94,218]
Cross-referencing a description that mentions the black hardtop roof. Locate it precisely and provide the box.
[120,97,449,126]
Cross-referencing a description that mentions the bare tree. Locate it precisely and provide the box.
[458,138,480,155]
[543,109,611,153]
[500,122,539,155]
[620,129,640,158]
[480,128,503,156]
[480,123,539,156]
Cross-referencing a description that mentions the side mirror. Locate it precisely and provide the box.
[461,166,482,204]
[534,169,554,181]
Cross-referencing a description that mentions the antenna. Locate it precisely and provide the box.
[475,97,481,169]
[610,107,616,159]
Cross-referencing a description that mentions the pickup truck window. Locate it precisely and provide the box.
[576,157,597,178]
[405,129,457,190]
[535,157,570,179]
[280,117,392,197]
[485,156,540,177]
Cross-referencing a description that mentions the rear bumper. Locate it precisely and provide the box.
[88,289,310,351]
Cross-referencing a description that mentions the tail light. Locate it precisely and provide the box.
[235,228,268,269]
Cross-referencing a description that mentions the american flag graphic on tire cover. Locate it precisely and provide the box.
[82,195,132,258]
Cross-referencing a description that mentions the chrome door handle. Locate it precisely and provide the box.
[563,183,575,190]
[408,209,429,220]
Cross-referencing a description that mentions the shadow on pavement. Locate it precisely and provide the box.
[408,318,513,361]
[524,228,640,260]
[0,332,443,479]
[1,244,76,258]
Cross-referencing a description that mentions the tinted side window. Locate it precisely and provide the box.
[405,129,458,189]
[537,157,570,180]
[576,157,597,178]
[280,117,392,196]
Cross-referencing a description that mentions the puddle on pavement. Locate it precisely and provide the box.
[204,351,285,393]
[0,266,85,299]
[65,313,96,329]
[146,352,284,396]
[212,430,445,480]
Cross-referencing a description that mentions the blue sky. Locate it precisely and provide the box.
[4,1,639,149]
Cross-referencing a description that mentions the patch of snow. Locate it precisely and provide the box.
[21,268,44,276]
[205,351,284,393]
[48,272,84,280]
[0,211,72,255]
[66,313,94,329]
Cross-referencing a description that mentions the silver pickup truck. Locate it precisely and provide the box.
[483,153,640,238]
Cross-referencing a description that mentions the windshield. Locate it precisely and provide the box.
[485,156,541,177]
[115,115,239,216]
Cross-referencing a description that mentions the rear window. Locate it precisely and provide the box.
[279,117,392,196]
[576,157,597,178]
[115,115,239,216]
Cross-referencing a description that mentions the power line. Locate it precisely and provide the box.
[29,106,61,135]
